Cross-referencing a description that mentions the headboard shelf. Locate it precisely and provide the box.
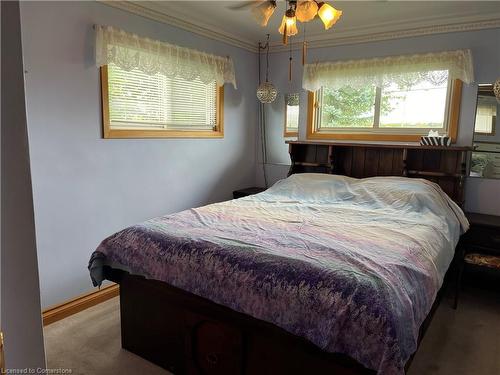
[293,161,332,167]
[287,141,472,206]
[407,170,464,178]
[286,140,471,151]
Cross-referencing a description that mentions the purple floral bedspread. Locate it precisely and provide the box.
[89,174,468,375]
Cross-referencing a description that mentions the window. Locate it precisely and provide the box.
[101,64,224,139]
[303,50,472,142]
[95,25,235,139]
[284,93,299,137]
[285,104,299,136]
[308,73,462,142]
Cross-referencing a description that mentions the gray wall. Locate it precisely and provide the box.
[18,1,500,308]
[20,1,259,308]
[1,1,46,368]
[260,28,500,215]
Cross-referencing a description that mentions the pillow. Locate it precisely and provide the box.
[265,173,439,209]
[261,173,469,232]
[349,176,439,211]
[264,173,356,203]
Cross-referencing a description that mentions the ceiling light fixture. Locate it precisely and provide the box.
[249,1,342,45]
[278,7,298,44]
[296,0,318,22]
[317,2,342,30]
[244,0,342,68]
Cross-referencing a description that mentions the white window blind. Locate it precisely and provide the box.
[474,97,497,134]
[286,105,299,132]
[107,64,217,130]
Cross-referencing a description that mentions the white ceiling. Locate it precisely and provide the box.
[105,1,500,51]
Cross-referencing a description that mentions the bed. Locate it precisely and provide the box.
[89,142,470,375]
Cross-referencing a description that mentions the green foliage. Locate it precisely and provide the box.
[321,86,393,128]
[321,86,374,127]
[320,71,447,128]
[470,153,491,176]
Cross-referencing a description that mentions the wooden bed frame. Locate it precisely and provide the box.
[105,142,471,375]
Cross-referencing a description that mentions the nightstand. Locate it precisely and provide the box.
[455,212,500,308]
[233,187,266,199]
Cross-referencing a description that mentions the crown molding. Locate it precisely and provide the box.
[98,1,500,54]
[98,1,258,52]
[271,13,500,52]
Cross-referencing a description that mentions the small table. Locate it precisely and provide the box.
[233,187,266,199]
[455,212,500,308]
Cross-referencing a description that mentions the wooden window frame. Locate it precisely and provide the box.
[306,79,462,143]
[100,66,224,139]
[284,102,299,138]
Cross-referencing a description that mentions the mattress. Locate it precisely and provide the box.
[89,173,469,375]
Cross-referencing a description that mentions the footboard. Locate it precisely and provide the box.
[108,268,374,375]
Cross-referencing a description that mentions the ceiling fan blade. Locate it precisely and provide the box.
[226,1,264,11]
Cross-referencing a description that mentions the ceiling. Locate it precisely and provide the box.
[104,1,500,51]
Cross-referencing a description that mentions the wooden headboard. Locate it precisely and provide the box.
[286,141,471,206]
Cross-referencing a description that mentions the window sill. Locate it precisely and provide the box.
[306,131,430,142]
[103,129,224,139]
[284,131,299,138]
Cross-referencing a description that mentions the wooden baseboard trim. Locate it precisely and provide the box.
[42,284,119,326]
[0,331,5,372]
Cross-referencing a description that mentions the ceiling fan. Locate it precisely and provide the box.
[230,0,343,45]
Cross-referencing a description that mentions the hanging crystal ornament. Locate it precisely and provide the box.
[257,82,278,103]
[285,93,300,106]
[257,34,277,104]
[494,78,500,104]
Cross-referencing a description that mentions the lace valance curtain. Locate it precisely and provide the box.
[302,49,474,92]
[95,25,237,89]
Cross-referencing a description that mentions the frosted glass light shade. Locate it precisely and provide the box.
[252,1,277,27]
[278,14,298,36]
[257,82,278,104]
[494,79,500,103]
[318,3,342,30]
[296,1,318,22]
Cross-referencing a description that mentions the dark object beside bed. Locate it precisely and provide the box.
[232,186,266,199]
[101,142,470,375]
[455,212,500,308]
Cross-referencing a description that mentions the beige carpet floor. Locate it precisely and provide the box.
[44,286,499,375]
